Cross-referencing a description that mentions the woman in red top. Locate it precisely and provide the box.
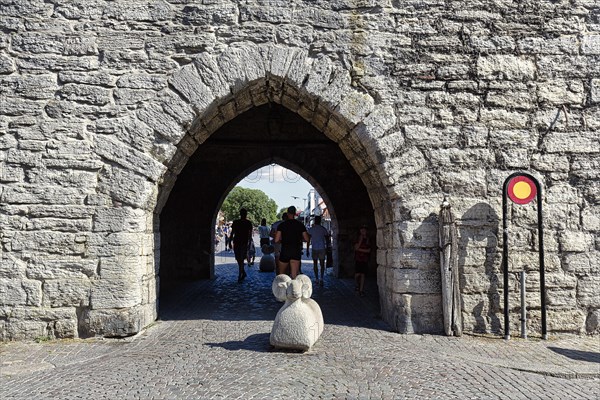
[354,225,371,297]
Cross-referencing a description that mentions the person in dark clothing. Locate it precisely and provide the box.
[270,212,288,269]
[275,206,309,278]
[230,208,253,282]
[307,216,329,286]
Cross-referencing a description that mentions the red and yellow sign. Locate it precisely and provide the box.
[507,175,537,204]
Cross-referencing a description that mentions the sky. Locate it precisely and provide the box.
[234,164,313,211]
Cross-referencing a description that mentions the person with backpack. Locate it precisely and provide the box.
[307,216,330,286]
[230,208,253,282]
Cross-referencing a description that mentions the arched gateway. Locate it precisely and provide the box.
[2,23,598,338]
[68,45,413,338]
[159,106,373,284]
[152,45,411,336]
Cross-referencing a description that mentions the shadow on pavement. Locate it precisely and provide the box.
[206,333,273,352]
[159,251,387,331]
[548,347,600,363]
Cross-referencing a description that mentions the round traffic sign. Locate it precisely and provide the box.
[507,175,537,204]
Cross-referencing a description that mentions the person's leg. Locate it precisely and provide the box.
[289,259,300,279]
[319,257,325,285]
[359,273,365,295]
[274,243,281,274]
[236,257,245,281]
[313,258,319,283]
[279,261,289,276]
[234,244,248,281]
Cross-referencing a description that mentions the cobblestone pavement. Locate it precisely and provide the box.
[1,249,599,399]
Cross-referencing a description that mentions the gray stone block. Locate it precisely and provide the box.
[77,304,155,338]
[577,276,600,307]
[0,53,15,74]
[591,79,600,104]
[43,279,91,308]
[1,74,57,100]
[544,131,600,154]
[477,55,536,80]
[582,34,600,55]
[90,277,142,309]
[392,268,441,294]
[537,79,585,105]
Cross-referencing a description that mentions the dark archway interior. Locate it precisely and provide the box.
[159,104,376,283]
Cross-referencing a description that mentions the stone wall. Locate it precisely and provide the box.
[0,0,598,340]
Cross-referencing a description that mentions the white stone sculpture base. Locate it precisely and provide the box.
[270,274,324,351]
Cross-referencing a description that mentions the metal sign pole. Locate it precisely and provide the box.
[521,270,527,339]
[535,179,547,340]
[502,179,510,340]
[502,172,547,341]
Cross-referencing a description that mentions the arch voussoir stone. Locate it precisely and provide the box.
[191,53,230,99]
[351,105,398,163]
[276,47,313,89]
[259,45,301,83]
[168,64,216,115]
[336,89,375,126]
[301,56,357,118]
[217,46,267,95]
[157,89,196,129]
[136,103,187,145]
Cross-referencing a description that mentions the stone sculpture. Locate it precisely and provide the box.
[270,274,324,351]
[259,244,276,272]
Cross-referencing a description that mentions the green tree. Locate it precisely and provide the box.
[221,187,278,225]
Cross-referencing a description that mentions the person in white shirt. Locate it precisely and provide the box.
[307,216,330,286]
[258,218,271,248]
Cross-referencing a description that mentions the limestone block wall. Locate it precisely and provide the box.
[0,1,598,340]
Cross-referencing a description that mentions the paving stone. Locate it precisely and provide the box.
[0,255,598,399]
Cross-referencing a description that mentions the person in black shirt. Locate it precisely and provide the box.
[230,208,253,282]
[275,206,309,278]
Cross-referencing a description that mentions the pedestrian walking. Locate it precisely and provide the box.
[307,216,329,286]
[223,223,231,251]
[215,224,223,249]
[230,209,253,282]
[275,206,309,278]
[258,218,270,248]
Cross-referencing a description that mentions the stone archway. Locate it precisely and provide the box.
[82,44,402,338]
[158,103,376,286]
[209,156,343,279]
